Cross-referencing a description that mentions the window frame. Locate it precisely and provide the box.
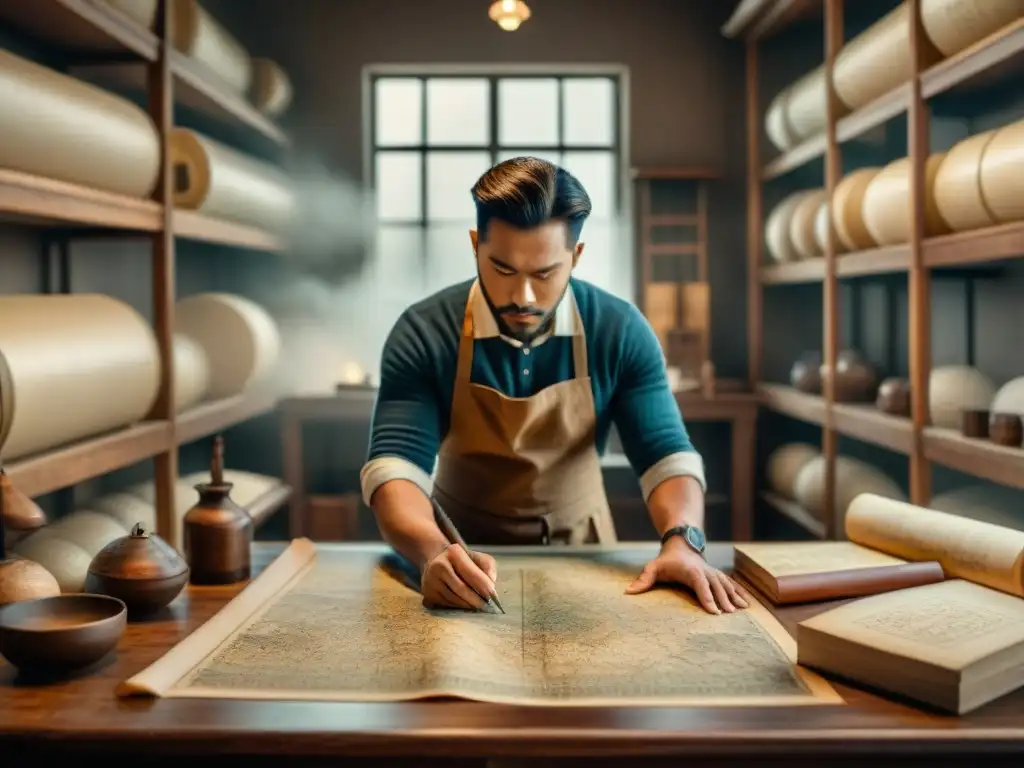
[363,64,630,227]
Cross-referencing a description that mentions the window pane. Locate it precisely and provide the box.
[375,78,422,146]
[496,149,562,165]
[375,151,421,222]
[425,224,477,296]
[498,78,559,146]
[571,221,632,300]
[371,226,426,300]
[562,78,615,146]
[426,151,492,222]
[562,151,617,219]
[426,78,489,146]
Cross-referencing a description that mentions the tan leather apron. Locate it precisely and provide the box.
[431,292,617,546]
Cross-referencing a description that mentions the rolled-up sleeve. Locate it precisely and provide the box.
[609,306,706,499]
[360,311,443,506]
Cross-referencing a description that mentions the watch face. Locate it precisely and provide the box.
[685,526,706,552]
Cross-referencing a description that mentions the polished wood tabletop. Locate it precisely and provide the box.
[2,541,1024,764]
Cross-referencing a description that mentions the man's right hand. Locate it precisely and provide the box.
[421,543,498,611]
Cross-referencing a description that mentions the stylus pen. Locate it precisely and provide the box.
[430,498,506,614]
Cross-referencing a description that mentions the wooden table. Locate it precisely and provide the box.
[280,385,760,542]
[3,542,1022,765]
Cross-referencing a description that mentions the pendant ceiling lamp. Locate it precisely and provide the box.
[489,0,531,31]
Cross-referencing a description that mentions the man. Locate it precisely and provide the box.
[361,157,747,616]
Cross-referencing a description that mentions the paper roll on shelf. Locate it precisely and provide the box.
[934,130,998,232]
[0,47,159,198]
[104,0,253,93]
[789,189,829,260]
[0,295,160,462]
[171,128,295,231]
[793,455,906,523]
[832,168,881,251]
[979,119,1024,225]
[785,67,829,142]
[174,333,211,412]
[11,534,92,593]
[990,376,1024,419]
[93,491,158,531]
[250,58,293,118]
[929,365,996,429]
[175,293,281,399]
[765,190,814,263]
[813,201,839,255]
[833,4,923,111]
[766,443,821,501]
[765,87,799,152]
[861,154,950,246]
[102,0,157,27]
[921,0,1024,58]
[174,0,253,93]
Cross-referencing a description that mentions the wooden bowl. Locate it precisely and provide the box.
[989,412,1023,447]
[0,593,126,673]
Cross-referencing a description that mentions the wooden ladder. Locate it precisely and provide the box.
[633,167,720,394]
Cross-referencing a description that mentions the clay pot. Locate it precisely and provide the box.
[790,351,822,393]
[84,523,189,614]
[877,377,911,416]
[821,350,879,402]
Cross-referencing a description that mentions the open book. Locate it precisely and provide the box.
[798,578,1024,714]
[796,494,1024,714]
[733,541,944,605]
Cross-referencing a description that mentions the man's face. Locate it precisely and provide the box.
[470,219,584,343]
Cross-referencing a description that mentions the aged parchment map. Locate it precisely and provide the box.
[118,540,842,706]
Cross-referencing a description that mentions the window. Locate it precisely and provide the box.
[368,72,625,298]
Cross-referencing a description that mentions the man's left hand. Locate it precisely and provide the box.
[625,537,749,615]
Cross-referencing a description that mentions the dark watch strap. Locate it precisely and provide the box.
[660,524,707,556]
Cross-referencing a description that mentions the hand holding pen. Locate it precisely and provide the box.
[420,499,505,614]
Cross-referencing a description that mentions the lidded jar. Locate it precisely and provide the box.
[84,522,189,613]
[183,436,252,585]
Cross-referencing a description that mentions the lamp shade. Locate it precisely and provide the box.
[489,0,531,31]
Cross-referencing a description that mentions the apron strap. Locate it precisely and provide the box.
[454,294,476,386]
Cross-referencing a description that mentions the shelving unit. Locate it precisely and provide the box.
[728,0,1024,537]
[0,0,291,544]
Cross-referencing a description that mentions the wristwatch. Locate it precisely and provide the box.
[661,524,707,558]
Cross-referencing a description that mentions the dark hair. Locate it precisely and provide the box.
[471,157,592,245]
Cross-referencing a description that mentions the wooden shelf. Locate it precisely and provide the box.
[921,17,1024,99]
[922,428,1024,491]
[760,491,826,538]
[762,134,826,180]
[760,18,1024,179]
[71,58,289,149]
[761,259,825,284]
[0,0,158,60]
[760,220,1023,285]
[170,50,289,147]
[6,421,173,499]
[176,392,280,446]
[0,169,162,231]
[758,384,826,425]
[0,0,287,147]
[247,484,293,528]
[173,210,285,252]
[831,403,913,455]
[923,221,1024,269]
